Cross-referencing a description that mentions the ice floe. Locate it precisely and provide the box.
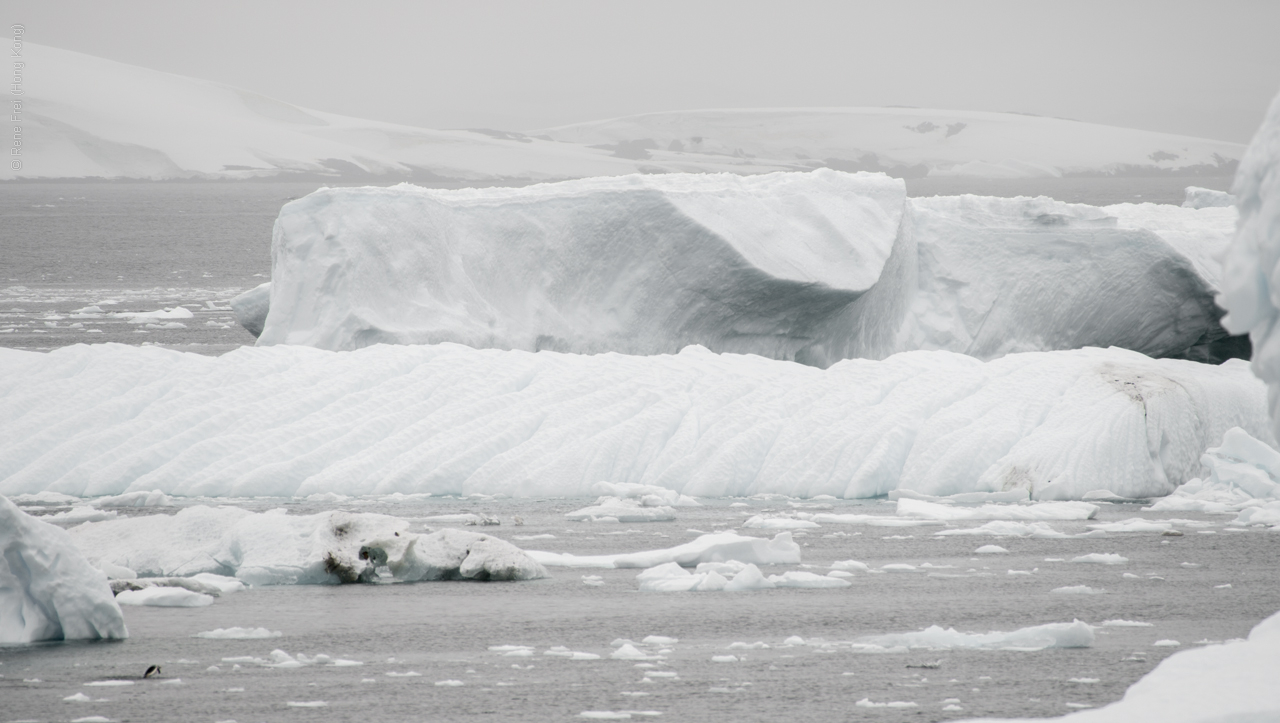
[854,620,1094,651]
[115,587,214,607]
[0,495,127,643]
[194,627,282,639]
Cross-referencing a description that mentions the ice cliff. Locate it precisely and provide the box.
[0,495,127,643]
[250,170,1241,365]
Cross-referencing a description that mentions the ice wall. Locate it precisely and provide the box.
[1221,88,1280,441]
[0,343,1267,500]
[0,495,127,643]
[259,170,904,360]
[253,170,1237,365]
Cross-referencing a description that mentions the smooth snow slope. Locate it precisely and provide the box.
[1222,88,1280,441]
[8,43,778,182]
[533,108,1245,179]
[259,170,903,356]
[0,495,127,643]
[255,171,1238,364]
[0,343,1267,500]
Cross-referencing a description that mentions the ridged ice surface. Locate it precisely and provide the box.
[0,342,1268,500]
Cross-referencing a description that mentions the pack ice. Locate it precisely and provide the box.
[0,343,1267,500]
[0,495,127,643]
[245,169,1241,365]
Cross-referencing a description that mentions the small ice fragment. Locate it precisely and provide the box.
[1068,677,1100,683]
[784,636,805,645]
[975,545,1008,554]
[64,692,94,701]
[855,698,918,708]
[1051,585,1104,595]
[711,655,738,663]
[386,671,422,677]
[1071,553,1128,565]
[1152,640,1180,647]
[84,681,133,687]
[1215,584,1232,589]
[286,701,327,708]
[1102,620,1153,627]
[641,635,677,645]
[435,680,465,686]
[1181,562,1201,568]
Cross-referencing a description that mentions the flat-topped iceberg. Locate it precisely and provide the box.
[0,495,127,643]
[0,343,1269,500]
[250,170,1242,365]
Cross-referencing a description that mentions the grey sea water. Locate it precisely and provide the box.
[2,498,1277,723]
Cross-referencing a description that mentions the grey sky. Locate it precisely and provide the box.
[10,0,1280,143]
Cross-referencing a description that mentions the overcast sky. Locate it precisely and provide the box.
[10,0,1280,143]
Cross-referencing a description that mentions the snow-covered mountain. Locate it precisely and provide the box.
[10,43,1246,182]
[533,107,1246,179]
[9,43,772,182]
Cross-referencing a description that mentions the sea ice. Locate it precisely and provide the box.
[566,499,676,523]
[1071,554,1128,565]
[0,496,127,643]
[194,627,282,639]
[897,499,1098,521]
[115,587,214,607]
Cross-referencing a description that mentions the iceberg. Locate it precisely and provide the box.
[258,170,904,359]
[63,506,546,585]
[0,343,1269,500]
[0,495,128,643]
[855,620,1094,651]
[1147,427,1280,514]
[1220,88,1280,440]
[252,171,1240,365]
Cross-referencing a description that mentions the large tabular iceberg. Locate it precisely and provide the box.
[0,342,1267,500]
[0,495,127,643]
[251,169,1240,365]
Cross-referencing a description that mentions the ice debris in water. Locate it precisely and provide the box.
[194,628,282,640]
[854,620,1094,651]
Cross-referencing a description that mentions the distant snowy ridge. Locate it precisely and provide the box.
[532,107,1244,180]
[8,43,1242,181]
[0,343,1267,500]
[254,171,1241,365]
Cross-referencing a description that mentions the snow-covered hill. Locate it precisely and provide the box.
[8,43,775,182]
[533,107,1246,179]
[9,43,1245,181]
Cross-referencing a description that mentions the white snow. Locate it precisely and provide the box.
[968,610,1280,723]
[115,587,214,607]
[0,495,127,643]
[855,620,1094,651]
[535,532,800,570]
[0,344,1267,501]
[63,506,546,585]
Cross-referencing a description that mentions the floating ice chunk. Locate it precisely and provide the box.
[897,499,1099,521]
[117,307,194,322]
[641,636,678,646]
[934,521,1102,538]
[230,282,270,338]
[64,692,96,701]
[530,532,800,569]
[286,701,327,708]
[1072,553,1129,565]
[611,644,661,661]
[1102,619,1154,627]
[827,570,855,579]
[10,491,79,506]
[741,515,820,530]
[567,499,676,523]
[711,655,738,662]
[0,496,127,643]
[1153,640,1181,647]
[1052,586,1105,595]
[96,560,137,580]
[592,482,699,507]
[857,620,1094,650]
[975,545,1008,554]
[1183,186,1235,209]
[728,641,770,650]
[194,627,281,639]
[880,564,917,573]
[579,713,632,720]
[855,699,918,708]
[1088,519,1174,533]
[724,564,775,591]
[768,571,851,588]
[92,490,172,508]
[44,506,119,525]
[188,573,247,594]
[830,560,871,572]
[84,680,133,687]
